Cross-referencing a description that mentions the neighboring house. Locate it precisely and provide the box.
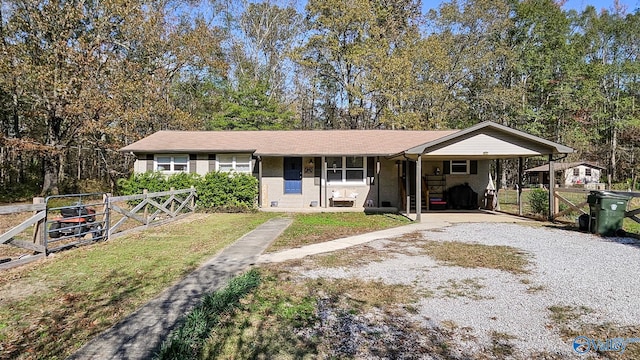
[120,121,573,216]
[524,162,604,187]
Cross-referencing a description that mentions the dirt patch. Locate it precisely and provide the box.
[0,279,49,303]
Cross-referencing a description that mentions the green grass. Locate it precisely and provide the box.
[200,268,320,359]
[0,212,275,360]
[198,266,420,360]
[156,269,262,360]
[267,212,410,252]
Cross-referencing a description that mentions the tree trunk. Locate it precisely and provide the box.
[611,127,617,182]
[41,154,60,196]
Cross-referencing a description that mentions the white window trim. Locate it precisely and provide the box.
[155,154,189,173]
[216,154,252,174]
[450,160,469,175]
[326,156,367,185]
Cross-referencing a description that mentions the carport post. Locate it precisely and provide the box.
[405,160,410,216]
[518,157,523,216]
[322,157,327,208]
[548,155,555,221]
[416,155,422,221]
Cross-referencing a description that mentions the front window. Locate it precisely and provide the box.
[327,156,365,184]
[573,168,580,176]
[217,154,252,173]
[585,168,592,176]
[155,155,188,173]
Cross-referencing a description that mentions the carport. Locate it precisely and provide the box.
[391,122,574,221]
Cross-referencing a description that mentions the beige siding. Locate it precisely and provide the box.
[134,159,149,173]
[426,128,553,157]
[428,134,540,156]
[261,157,283,206]
[418,160,491,208]
[261,156,382,208]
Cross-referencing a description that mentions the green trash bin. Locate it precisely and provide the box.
[586,191,630,236]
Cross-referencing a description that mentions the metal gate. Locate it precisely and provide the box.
[45,193,109,253]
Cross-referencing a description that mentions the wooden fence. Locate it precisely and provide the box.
[499,187,640,227]
[0,187,196,269]
[108,187,196,238]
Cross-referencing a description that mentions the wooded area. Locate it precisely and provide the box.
[0,0,638,200]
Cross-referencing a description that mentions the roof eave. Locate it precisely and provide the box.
[404,121,574,155]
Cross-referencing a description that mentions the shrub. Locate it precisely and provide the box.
[528,188,549,216]
[117,171,168,196]
[198,172,258,211]
[117,171,258,211]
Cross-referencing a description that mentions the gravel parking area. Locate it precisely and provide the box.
[295,223,640,358]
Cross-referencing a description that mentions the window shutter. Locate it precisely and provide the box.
[367,157,375,177]
[146,154,154,172]
[208,154,216,172]
[189,154,197,173]
[443,161,450,175]
[314,157,321,177]
[470,160,478,174]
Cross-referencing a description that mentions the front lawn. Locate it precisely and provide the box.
[266,212,410,252]
[0,212,275,360]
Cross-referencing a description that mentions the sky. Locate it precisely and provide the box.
[560,0,638,12]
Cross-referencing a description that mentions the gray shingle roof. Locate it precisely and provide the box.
[120,129,459,156]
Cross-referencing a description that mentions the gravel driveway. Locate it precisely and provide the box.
[295,222,640,358]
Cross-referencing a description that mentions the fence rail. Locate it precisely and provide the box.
[0,187,196,269]
[498,187,640,229]
[108,187,196,238]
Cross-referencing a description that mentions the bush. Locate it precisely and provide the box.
[197,172,258,211]
[117,172,168,196]
[528,188,549,216]
[117,171,258,211]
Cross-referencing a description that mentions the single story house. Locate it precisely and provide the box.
[121,121,573,220]
[525,162,604,187]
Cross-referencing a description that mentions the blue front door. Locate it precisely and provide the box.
[284,157,302,194]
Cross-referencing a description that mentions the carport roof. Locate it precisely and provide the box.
[402,121,574,158]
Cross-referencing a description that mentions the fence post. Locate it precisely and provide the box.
[103,193,111,240]
[190,186,195,210]
[143,189,148,225]
[32,197,45,248]
[170,187,175,215]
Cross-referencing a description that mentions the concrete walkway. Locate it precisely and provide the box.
[258,211,531,264]
[68,217,293,360]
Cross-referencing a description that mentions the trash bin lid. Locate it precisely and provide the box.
[590,190,630,200]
